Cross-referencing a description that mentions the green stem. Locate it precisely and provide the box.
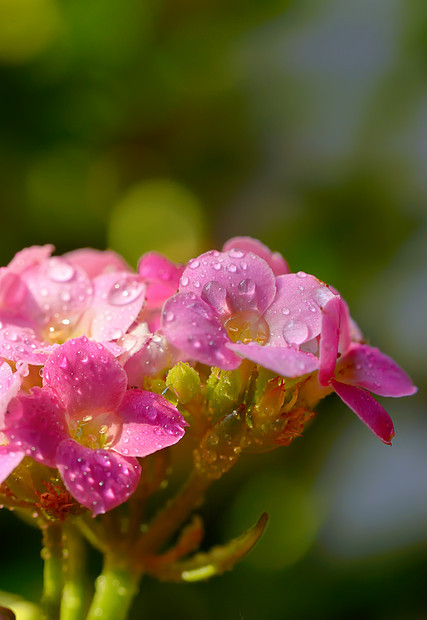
[41,523,63,620]
[85,560,141,620]
[137,470,211,556]
[60,525,86,620]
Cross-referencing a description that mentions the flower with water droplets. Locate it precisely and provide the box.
[0,246,146,365]
[0,337,187,515]
[161,239,338,378]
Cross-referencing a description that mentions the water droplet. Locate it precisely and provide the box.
[296,271,307,278]
[281,307,290,315]
[145,406,158,421]
[4,330,18,342]
[47,259,75,283]
[238,278,256,296]
[283,320,309,345]
[107,277,144,306]
[212,262,221,271]
[164,311,175,322]
[226,263,237,273]
[58,356,68,369]
[188,260,200,269]
[229,249,244,258]
[181,276,189,286]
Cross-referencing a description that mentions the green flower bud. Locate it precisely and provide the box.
[166,362,201,404]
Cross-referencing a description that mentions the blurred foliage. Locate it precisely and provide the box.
[1,0,427,618]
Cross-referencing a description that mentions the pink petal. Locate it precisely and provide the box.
[264,274,337,346]
[64,248,131,278]
[0,361,26,427]
[335,344,417,397]
[0,321,47,365]
[222,236,290,276]
[138,252,184,309]
[0,446,24,484]
[113,390,187,457]
[7,245,54,274]
[87,272,145,342]
[228,342,319,377]
[179,249,277,316]
[318,296,341,386]
[331,379,395,445]
[22,257,93,327]
[124,332,179,385]
[56,439,141,516]
[3,388,68,466]
[161,293,241,370]
[0,270,33,311]
[43,337,127,415]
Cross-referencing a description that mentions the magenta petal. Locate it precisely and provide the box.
[114,390,187,457]
[331,380,395,445]
[180,249,277,316]
[318,296,341,386]
[228,342,319,377]
[56,439,141,516]
[162,293,241,370]
[88,272,145,342]
[264,274,337,346]
[0,446,24,484]
[3,388,68,466]
[64,248,131,278]
[138,252,184,308]
[222,237,290,276]
[43,337,127,415]
[336,344,417,397]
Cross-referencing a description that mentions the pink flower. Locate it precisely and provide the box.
[315,298,417,444]
[161,241,338,378]
[0,246,146,365]
[1,337,187,515]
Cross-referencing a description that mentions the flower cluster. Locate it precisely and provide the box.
[0,238,416,516]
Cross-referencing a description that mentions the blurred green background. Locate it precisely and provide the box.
[1,0,427,618]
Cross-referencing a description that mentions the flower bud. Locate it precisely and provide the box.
[193,406,246,479]
[166,362,201,405]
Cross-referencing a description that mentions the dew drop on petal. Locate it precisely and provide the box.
[229,249,244,259]
[226,263,237,273]
[238,278,256,296]
[283,320,309,345]
[296,271,307,278]
[47,259,75,283]
[107,277,144,306]
[164,311,175,322]
[188,260,200,269]
[181,276,189,287]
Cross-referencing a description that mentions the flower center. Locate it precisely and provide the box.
[44,318,74,345]
[68,411,123,450]
[224,311,270,345]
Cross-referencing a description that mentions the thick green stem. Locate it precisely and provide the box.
[85,561,141,620]
[60,525,86,620]
[41,523,63,620]
[137,470,211,556]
